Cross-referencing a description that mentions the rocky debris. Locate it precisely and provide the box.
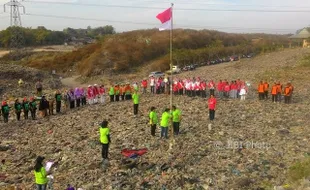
[0,48,310,189]
[0,63,62,97]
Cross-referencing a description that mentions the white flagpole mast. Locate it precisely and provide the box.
[170,3,174,137]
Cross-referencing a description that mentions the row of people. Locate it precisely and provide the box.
[258,81,294,103]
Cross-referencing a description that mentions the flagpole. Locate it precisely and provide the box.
[170,3,174,137]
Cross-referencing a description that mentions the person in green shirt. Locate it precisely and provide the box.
[100,120,111,163]
[22,97,30,120]
[172,105,182,135]
[109,86,115,102]
[33,156,48,190]
[132,90,140,117]
[14,99,22,121]
[55,90,62,113]
[160,108,172,139]
[149,107,158,136]
[1,101,10,123]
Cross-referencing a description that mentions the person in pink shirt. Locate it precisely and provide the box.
[93,84,99,103]
[217,80,223,99]
[208,94,217,121]
[87,85,94,105]
[99,85,106,104]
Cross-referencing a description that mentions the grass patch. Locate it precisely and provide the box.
[287,157,310,182]
[300,54,310,67]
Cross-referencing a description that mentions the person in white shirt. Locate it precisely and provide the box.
[149,76,155,94]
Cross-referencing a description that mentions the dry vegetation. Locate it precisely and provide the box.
[20,29,290,77]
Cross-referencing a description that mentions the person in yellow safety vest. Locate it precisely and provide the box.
[99,120,111,165]
[149,107,158,136]
[257,81,265,100]
[160,108,172,139]
[284,83,292,104]
[263,81,269,99]
[172,105,182,135]
[132,90,140,117]
[33,156,48,190]
[109,85,115,102]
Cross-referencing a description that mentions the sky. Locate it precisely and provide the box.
[0,0,310,34]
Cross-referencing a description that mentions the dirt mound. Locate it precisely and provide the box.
[0,63,62,97]
[1,48,310,189]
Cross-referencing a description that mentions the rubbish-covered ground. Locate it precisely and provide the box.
[1,48,310,189]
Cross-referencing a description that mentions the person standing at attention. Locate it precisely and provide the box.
[208,95,217,121]
[132,90,140,117]
[100,120,111,165]
[55,90,62,113]
[14,99,22,121]
[172,105,182,135]
[160,108,172,139]
[149,107,158,136]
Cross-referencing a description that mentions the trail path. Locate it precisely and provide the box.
[60,75,87,88]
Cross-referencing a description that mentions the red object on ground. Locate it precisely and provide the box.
[121,148,148,157]
[48,130,53,134]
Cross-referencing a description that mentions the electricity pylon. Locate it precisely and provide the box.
[4,0,25,51]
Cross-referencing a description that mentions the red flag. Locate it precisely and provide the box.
[156,7,172,31]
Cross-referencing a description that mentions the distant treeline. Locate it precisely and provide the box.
[23,28,291,76]
[0,25,115,48]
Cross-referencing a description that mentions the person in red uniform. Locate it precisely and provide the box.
[217,80,224,99]
[208,95,217,121]
[141,79,148,94]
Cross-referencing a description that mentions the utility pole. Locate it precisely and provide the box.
[4,0,25,51]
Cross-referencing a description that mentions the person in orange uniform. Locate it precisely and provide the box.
[263,81,269,99]
[114,84,120,102]
[271,82,278,103]
[258,81,265,100]
[288,82,294,103]
[276,82,283,103]
[284,83,292,104]
[119,84,125,101]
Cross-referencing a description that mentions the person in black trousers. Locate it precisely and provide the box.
[14,99,22,121]
[100,120,111,165]
[29,97,37,120]
[22,98,30,120]
[55,90,62,113]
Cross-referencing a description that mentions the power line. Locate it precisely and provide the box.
[24,13,295,33]
[23,1,310,13]
[130,0,310,9]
